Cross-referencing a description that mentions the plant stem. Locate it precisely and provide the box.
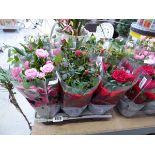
[8,87,32,131]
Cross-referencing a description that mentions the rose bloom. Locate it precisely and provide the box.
[112,70,134,83]
[37,72,45,79]
[51,48,61,56]
[134,54,145,60]
[75,50,82,57]
[141,65,154,76]
[11,67,22,82]
[84,70,89,75]
[24,61,30,69]
[25,68,38,80]
[40,63,54,74]
[35,49,49,58]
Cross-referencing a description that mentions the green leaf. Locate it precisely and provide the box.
[37,37,44,48]
[7,57,14,62]
[14,56,19,62]
[19,43,31,52]
[13,47,25,56]
[78,66,84,71]
[53,55,62,65]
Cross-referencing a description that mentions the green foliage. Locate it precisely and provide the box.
[57,37,100,93]
[116,19,137,37]
[104,38,134,66]
[0,67,13,89]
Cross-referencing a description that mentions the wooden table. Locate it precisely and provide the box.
[32,111,155,135]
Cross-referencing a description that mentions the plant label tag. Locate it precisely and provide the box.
[48,79,58,85]
[139,77,147,89]
[144,59,155,65]
[52,116,63,122]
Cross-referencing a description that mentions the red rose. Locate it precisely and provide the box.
[102,63,110,72]
[75,50,82,57]
[144,91,155,100]
[84,70,89,75]
[138,65,154,76]
[112,70,134,83]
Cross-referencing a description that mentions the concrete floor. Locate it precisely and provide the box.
[0,20,55,134]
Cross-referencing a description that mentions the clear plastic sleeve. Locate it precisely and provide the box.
[118,68,155,117]
[15,78,60,118]
[89,59,138,115]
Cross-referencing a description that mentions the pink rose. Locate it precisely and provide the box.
[35,49,49,58]
[40,63,54,74]
[37,72,45,79]
[24,61,30,69]
[51,48,61,56]
[11,67,22,82]
[75,50,82,57]
[134,54,145,60]
[25,68,38,80]
[143,50,149,56]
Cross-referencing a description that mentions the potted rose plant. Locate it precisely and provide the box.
[8,35,60,119]
[53,38,101,116]
[89,59,137,115]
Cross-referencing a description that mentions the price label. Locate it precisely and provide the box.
[52,116,63,122]
[139,77,147,89]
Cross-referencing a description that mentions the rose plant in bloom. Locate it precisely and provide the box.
[54,38,100,94]
[91,59,136,106]
[8,34,61,112]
